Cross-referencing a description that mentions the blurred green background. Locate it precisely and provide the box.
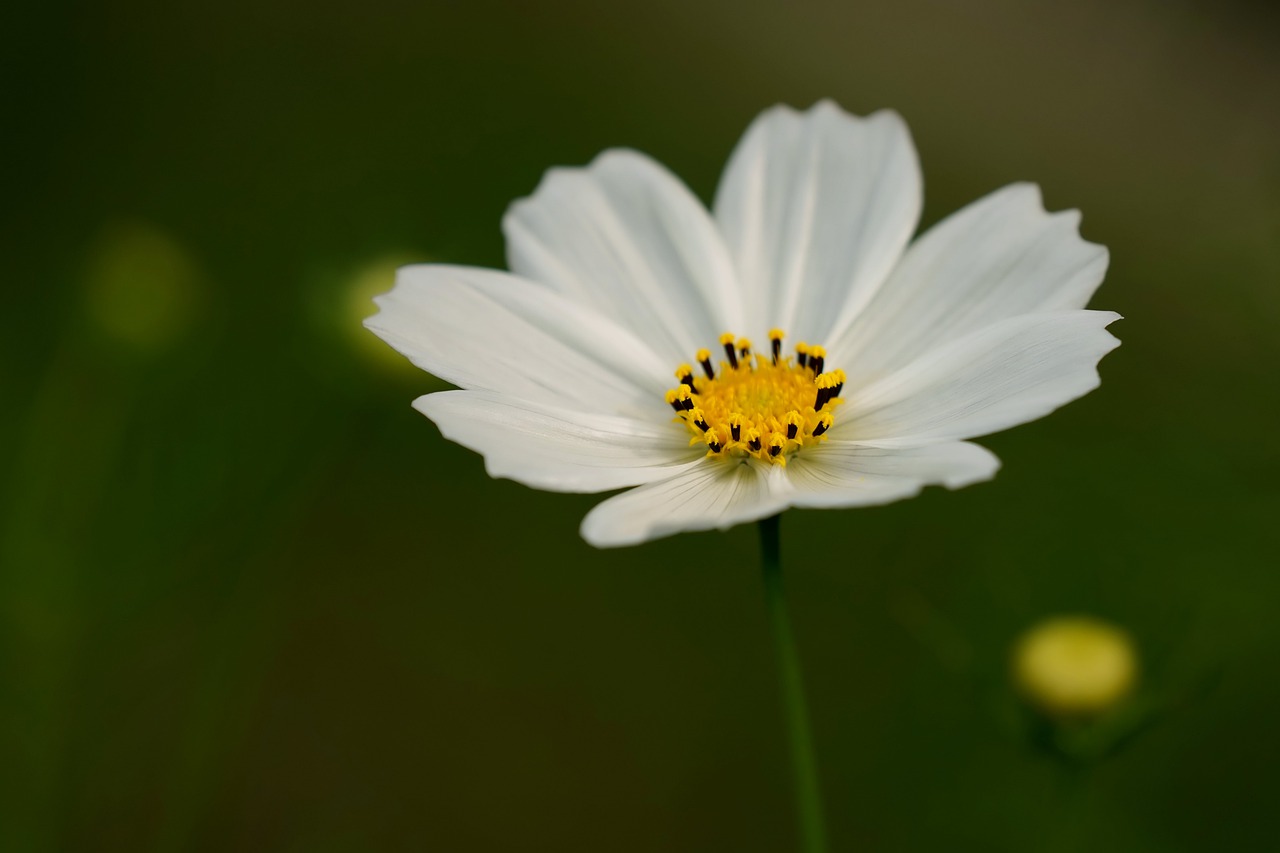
[4,0,1279,850]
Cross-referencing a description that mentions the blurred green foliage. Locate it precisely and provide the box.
[3,1,1279,850]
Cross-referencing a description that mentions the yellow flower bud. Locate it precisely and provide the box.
[1013,616,1137,717]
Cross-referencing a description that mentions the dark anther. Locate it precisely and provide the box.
[669,400,683,412]
[771,339,782,364]
[730,423,741,441]
[768,443,782,458]
[815,388,831,411]
[812,420,830,437]
[708,439,723,453]
[786,423,798,440]
[680,371,695,388]
[748,436,762,452]
[832,381,843,398]
[700,356,715,380]
[695,415,710,432]
[810,354,824,375]
[797,350,808,368]
[723,341,738,370]
[681,397,695,411]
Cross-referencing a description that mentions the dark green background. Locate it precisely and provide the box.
[4,1,1279,850]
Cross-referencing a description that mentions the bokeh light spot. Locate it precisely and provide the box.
[82,221,204,353]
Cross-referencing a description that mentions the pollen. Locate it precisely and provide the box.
[665,330,843,465]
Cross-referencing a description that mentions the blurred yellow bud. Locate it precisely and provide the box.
[339,254,422,371]
[1013,616,1137,717]
[83,222,204,352]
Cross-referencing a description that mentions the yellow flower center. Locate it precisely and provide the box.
[665,329,844,466]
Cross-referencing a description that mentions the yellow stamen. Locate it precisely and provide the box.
[784,410,804,440]
[768,434,786,464]
[666,330,843,465]
[695,347,715,379]
[768,328,785,364]
[673,385,693,411]
[719,332,740,369]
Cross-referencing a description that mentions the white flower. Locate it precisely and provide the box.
[367,101,1119,548]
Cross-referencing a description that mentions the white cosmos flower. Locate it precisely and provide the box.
[367,101,1119,548]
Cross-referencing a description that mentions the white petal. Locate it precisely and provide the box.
[365,265,669,414]
[780,441,1001,508]
[503,149,743,364]
[415,391,703,493]
[713,100,921,344]
[829,183,1109,385]
[837,311,1121,446]
[580,460,786,548]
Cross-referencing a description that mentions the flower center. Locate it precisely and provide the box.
[665,329,844,466]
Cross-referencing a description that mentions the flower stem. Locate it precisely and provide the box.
[758,514,828,853]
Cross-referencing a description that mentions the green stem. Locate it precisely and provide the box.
[759,514,828,853]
